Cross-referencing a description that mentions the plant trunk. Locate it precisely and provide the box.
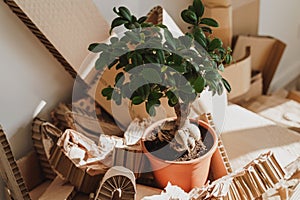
[174,103,190,129]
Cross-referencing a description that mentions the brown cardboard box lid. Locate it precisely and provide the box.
[233,35,286,94]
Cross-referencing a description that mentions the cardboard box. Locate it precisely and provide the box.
[202,0,232,7]
[230,70,263,103]
[232,0,260,36]
[203,6,233,48]
[221,47,252,100]
[233,35,286,94]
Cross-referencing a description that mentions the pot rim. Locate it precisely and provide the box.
[141,117,218,165]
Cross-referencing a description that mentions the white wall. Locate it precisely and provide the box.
[0,1,74,198]
[259,0,300,92]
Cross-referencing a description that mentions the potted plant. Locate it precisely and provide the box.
[88,0,232,192]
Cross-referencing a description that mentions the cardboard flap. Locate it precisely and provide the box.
[233,35,286,94]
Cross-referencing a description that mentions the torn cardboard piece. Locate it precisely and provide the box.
[38,176,75,200]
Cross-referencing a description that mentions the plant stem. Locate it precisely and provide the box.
[174,103,190,129]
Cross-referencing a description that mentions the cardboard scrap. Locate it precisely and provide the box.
[38,176,75,200]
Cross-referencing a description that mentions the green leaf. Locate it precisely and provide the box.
[108,59,118,69]
[194,76,205,93]
[148,92,163,101]
[201,18,219,27]
[110,17,128,34]
[224,54,232,64]
[142,68,162,83]
[156,50,165,64]
[217,82,224,95]
[102,87,114,100]
[112,92,122,105]
[168,95,178,107]
[132,96,144,105]
[115,72,124,84]
[222,78,231,93]
[95,57,106,70]
[218,63,224,72]
[181,9,198,25]
[118,6,132,22]
[138,16,147,23]
[146,100,158,116]
[125,31,140,43]
[201,26,212,34]
[164,29,176,50]
[208,38,223,52]
[193,27,207,49]
[188,5,196,13]
[88,43,108,53]
[193,0,204,18]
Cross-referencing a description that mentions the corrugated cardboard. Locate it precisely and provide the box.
[16,151,45,191]
[4,0,110,79]
[203,6,233,48]
[221,47,252,99]
[232,0,260,36]
[233,35,286,94]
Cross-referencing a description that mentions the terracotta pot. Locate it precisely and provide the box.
[141,118,218,192]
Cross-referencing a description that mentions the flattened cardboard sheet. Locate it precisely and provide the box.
[4,0,110,80]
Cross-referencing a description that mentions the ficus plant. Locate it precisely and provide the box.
[88,0,232,152]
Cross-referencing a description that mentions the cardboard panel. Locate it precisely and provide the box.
[232,0,260,36]
[4,0,110,80]
[221,47,252,99]
[203,6,233,48]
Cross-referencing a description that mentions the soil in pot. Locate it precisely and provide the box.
[144,120,213,162]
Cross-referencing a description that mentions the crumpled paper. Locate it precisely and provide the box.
[142,182,190,200]
[57,129,112,175]
[124,118,151,146]
[57,118,150,176]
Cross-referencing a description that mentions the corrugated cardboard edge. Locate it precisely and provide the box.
[31,118,58,180]
[3,0,78,80]
[0,125,31,200]
[49,143,104,194]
